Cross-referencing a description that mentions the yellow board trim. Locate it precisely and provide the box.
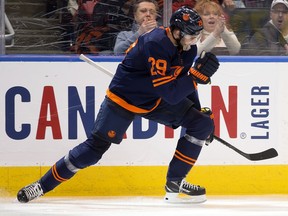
[1,165,287,197]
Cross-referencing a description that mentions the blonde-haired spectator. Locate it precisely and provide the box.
[194,0,241,55]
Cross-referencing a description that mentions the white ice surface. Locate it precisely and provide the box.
[1,195,288,216]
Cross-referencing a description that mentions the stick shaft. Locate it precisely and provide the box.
[79,54,114,77]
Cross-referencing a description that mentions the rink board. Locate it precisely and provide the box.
[1,55,288,196]
[1,165,288,197]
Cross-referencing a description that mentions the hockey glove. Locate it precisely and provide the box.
[201,107,215,145]
[190,51,219,84]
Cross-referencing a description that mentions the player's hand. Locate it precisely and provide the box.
[201,107,215,145]
[190,51,219,84]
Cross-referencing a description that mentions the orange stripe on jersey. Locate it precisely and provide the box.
[152,75,176,87]
[153,75,173,83]
[106,89,161,114]
[171,66,184,77]
[152,66,184,87]
[125,39,138,54]
[153,77,176,87]
[52,164,68,182]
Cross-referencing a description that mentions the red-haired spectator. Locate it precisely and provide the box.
[194,0,241,55]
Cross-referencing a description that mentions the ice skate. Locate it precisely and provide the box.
[17,181,44,203]
[164,178,206,203]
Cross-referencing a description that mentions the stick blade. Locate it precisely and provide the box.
[247,148,278,161]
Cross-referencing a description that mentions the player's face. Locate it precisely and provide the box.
[134,2,158,25]
[180,33,200,46]
[270,4,288,30]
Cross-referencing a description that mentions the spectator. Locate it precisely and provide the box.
[73,0,132,54]
[284,18,288,42]
[194,0,241,55]
[113,0,159,54]
[229,7,270,49]
[247,0,288,55]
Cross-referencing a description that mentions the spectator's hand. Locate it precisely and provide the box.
[213,14,226,37]
[222,0,235,11]
[138,17,157,35]
[68,0,79,16]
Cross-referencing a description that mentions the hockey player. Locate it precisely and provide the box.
[17,6,219,204]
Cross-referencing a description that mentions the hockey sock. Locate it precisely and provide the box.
[167,136,202,181]
[40,157,76,193]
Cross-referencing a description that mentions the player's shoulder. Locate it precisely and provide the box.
[142,27,172,47]
[147,26,167,41]
[150,26,166,35]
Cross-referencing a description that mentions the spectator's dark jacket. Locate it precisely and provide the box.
[247,21,287,55]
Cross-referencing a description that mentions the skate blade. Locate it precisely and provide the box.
[164,192,207,204]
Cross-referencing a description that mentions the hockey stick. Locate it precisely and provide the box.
[79,54,279,161]
[79,54,114,77]
[213,135,278,161]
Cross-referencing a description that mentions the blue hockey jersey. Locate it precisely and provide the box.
[107,27,199,113]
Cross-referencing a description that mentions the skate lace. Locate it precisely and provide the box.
[181,180,199,191]
[24,182,43,200]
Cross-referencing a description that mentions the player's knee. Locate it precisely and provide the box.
[185,114,214,140]
[67,134,111,169]
[88,133,112,153]
[202,115,214,136]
